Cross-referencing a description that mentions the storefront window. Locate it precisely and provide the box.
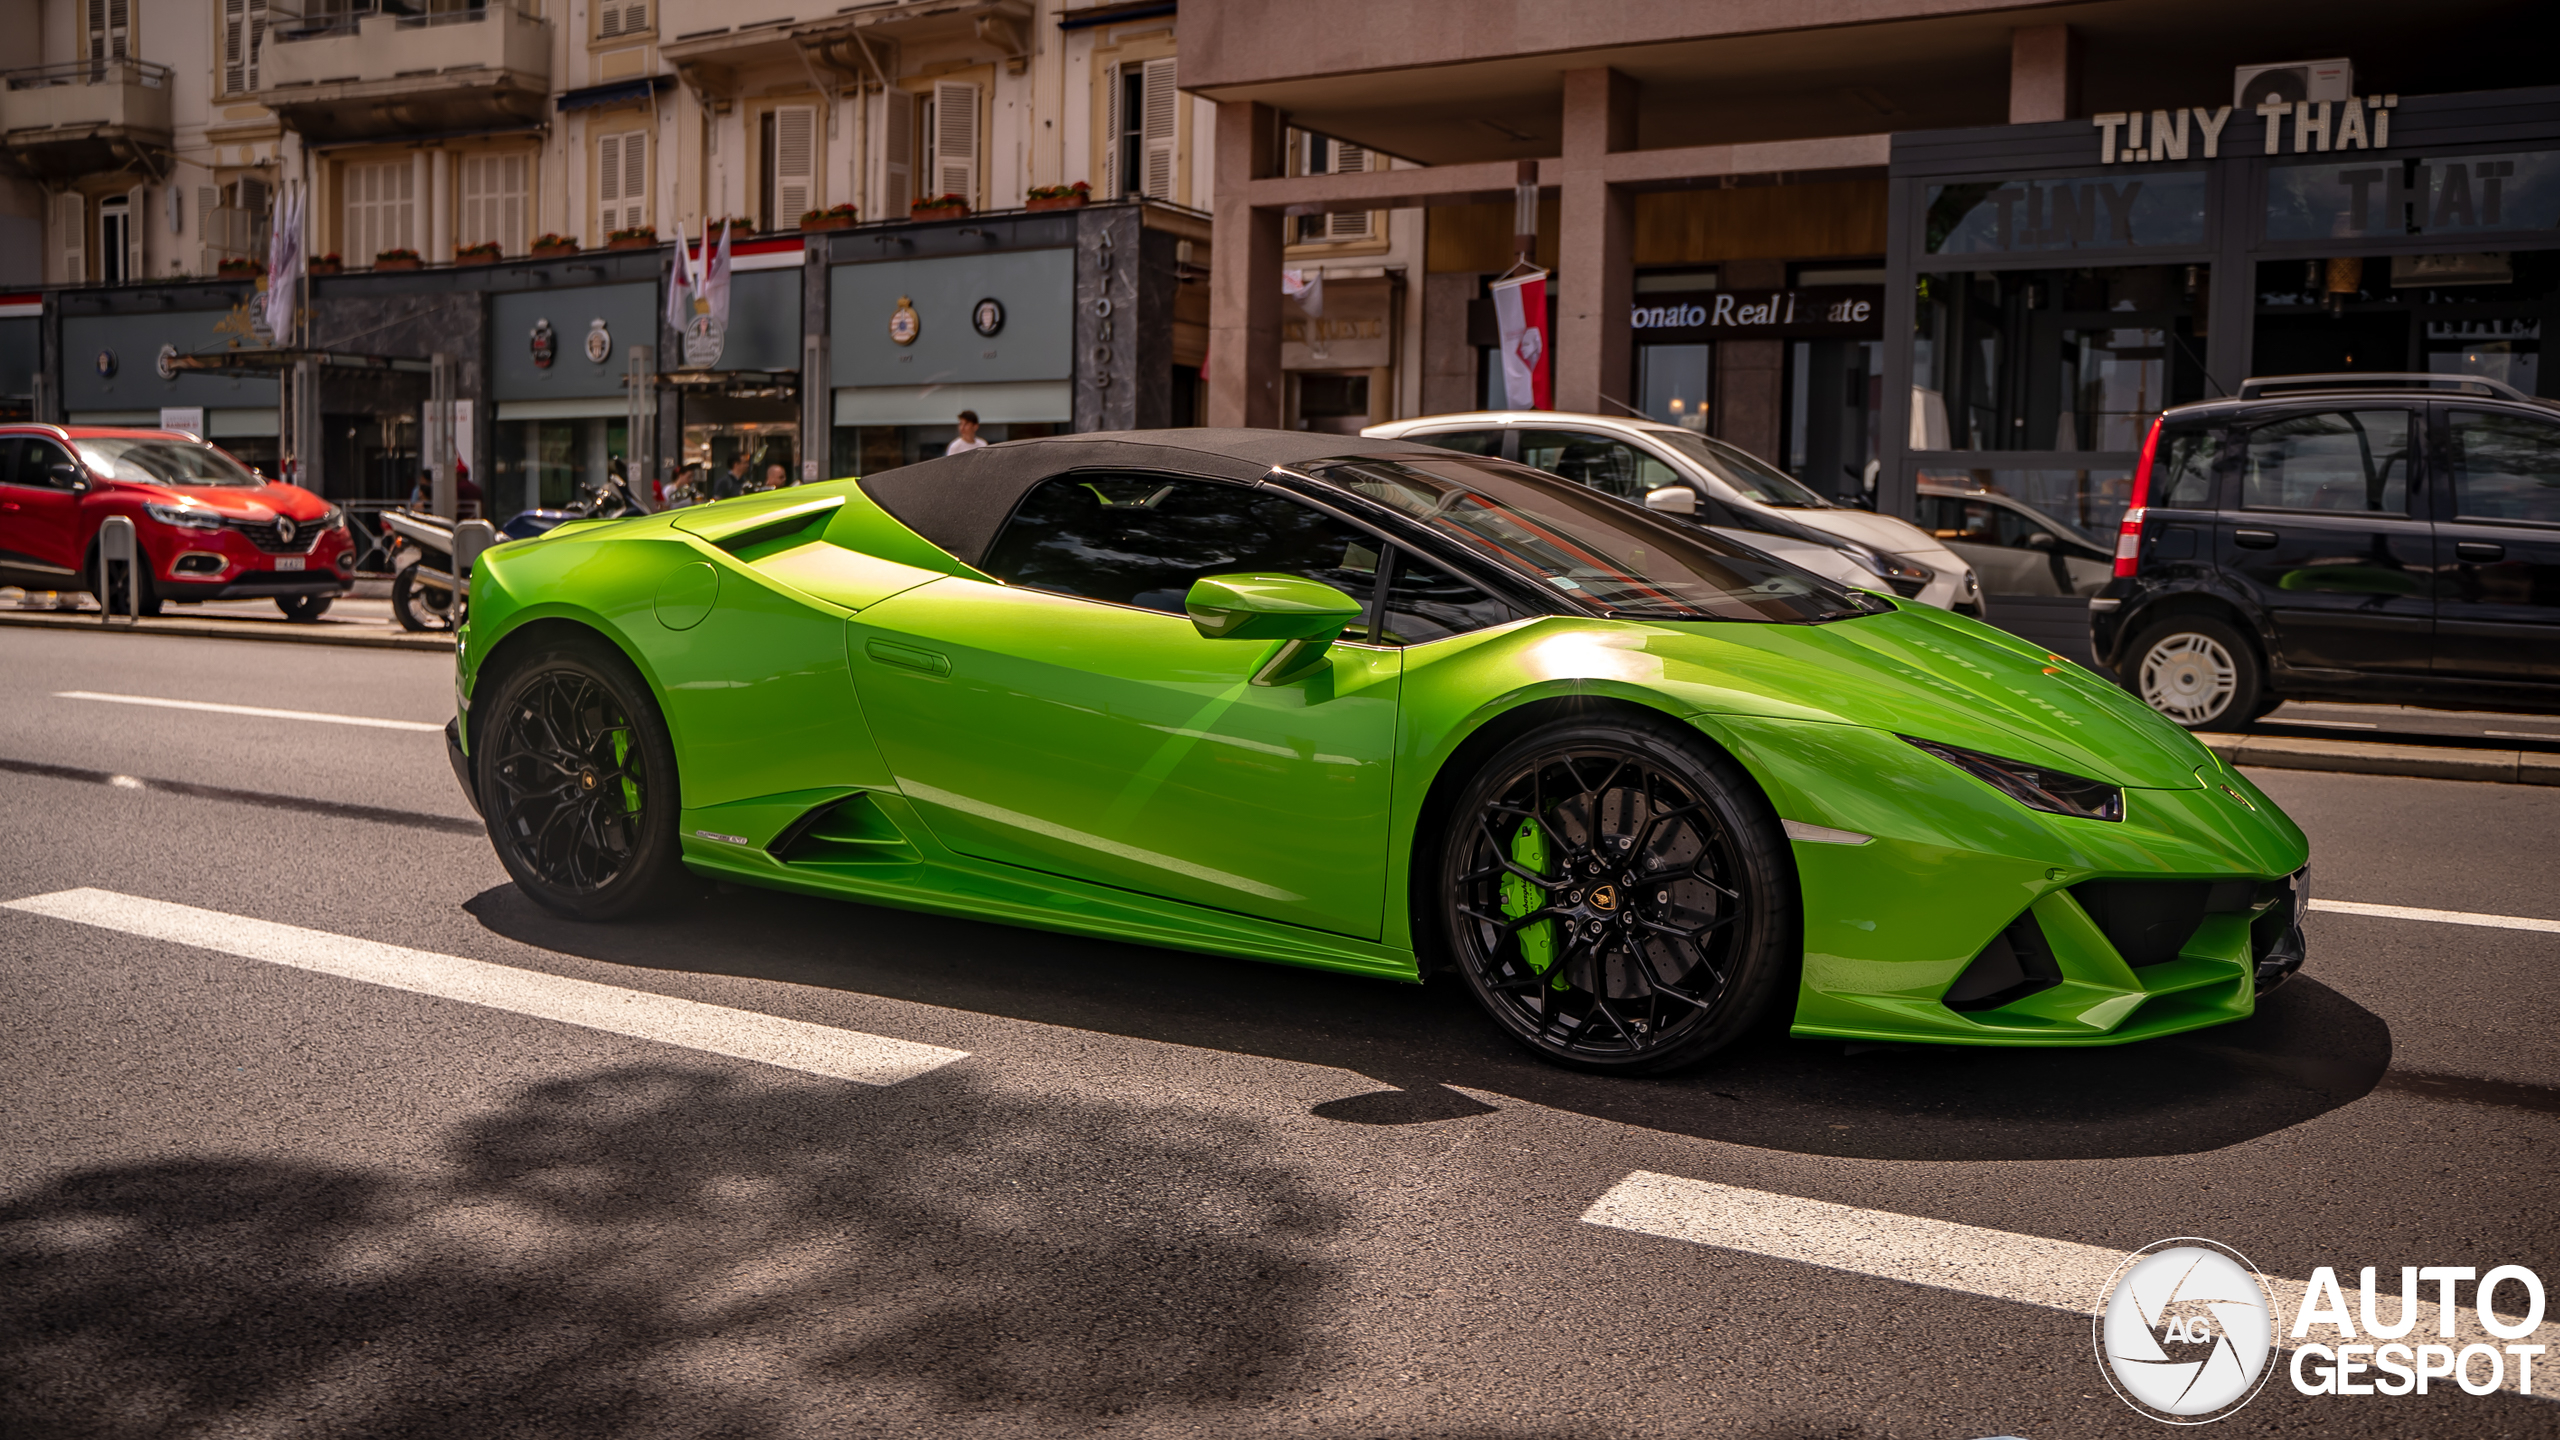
[1911,265,2210,453]
[2265,152,2560,242]
[1785,339,1882,504]
[2252,250,2556,393]
[1925,173,2208,255]
[1638,344,1711,430]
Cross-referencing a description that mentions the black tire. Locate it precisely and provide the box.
[2126,615,2264,732]
[475,638,684,921]
[391,563,456,632]
[276,593,333,622]
[1438,713,1799,1074]
[87,546,162,616]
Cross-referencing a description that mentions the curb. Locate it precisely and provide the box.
[2198,732,2560,787]
[0,610,453,653]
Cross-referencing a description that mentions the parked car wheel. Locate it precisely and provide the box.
[1438,713,1797,1074]
[2128,616,2265,731]
[86,546,162,617]
[275,593,333,622]
[476,638,685,921]
[391,563,456,631]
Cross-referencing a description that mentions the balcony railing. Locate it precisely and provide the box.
[260,1,548,139]
[1,59,172,178]
[3,58,173,93]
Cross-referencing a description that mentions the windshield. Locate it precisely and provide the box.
[74,436,265,488]
[1648,429,1831,507]
[1305,456,1885,623]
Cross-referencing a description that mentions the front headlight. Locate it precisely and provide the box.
[143,502,228,530]
[1847,544,1933,584]
[1902,735,2124,821]
[321,504,346,529]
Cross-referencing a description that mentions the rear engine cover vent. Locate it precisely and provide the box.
[1943,911,2063,1012]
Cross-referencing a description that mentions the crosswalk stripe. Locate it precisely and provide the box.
[1582,1171,2552,1397]
[2308,898,2560,935]
[2,888,966,1085]
[53,690,446,732]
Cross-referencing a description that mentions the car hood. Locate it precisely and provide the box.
[128,481,329,522]
[1604,604,2215,790]
[1780,506,1964,567]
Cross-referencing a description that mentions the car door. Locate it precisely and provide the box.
[848,471,1404,939]
[2217,405,2433,675]
[0,436,89,583]
[2429,403,2560,687]
[1920,492,2049,594]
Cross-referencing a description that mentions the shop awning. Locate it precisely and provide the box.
[556,76,673,114]
[161,348,433,374]
[661,369,799,400]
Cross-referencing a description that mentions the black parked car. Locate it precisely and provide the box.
[2093,373,2560,729]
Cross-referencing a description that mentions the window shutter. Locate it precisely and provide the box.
[246,0,265,90]
[930,79,978,207]
[461,154,527,252]
[125,185,144,280]
[772,104,815,223]
[879,88,912,215]
[1100,64,1121,199]
[222,0,246,93]
[596,134,621,237]
[1327,143,1371,239]
[623,129,648,231]
[1140,57,1177,201]
[502,153,524,253]
[58,193,84,283]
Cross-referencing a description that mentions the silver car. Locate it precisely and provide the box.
[1363,411,1982,612]
[1914,483,2114,598]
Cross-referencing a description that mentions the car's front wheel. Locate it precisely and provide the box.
[476,638,684,920]
[276,593,332,622]
[1439,714,1798,1074]
[2129,616,2264,731]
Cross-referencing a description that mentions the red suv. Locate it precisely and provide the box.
[0,425,353,620]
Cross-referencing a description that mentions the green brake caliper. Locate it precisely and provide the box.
[612,729,640,813]
[1498,818,1560,984]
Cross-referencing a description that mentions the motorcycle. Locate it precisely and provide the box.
[383,474,646,632]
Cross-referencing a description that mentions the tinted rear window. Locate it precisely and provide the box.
[2150,425,2219,508]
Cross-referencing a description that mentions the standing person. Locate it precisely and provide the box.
[765,462,791,489]
[714,453,748,500]
[945,410,988,456]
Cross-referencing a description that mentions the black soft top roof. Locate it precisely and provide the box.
[854,428,1439,567]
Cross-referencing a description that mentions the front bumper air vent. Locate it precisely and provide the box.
[1943,910,2063,1012]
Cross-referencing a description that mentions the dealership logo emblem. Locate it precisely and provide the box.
[2096,1239,2278,1423]
[530,319,556,369]
[890,295,921,346]
[972,296,1004,337]
[584,319,612,365]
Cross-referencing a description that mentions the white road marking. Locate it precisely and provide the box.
[2484,730,2560,740]
[2272,718,2379,730]
[1583,1171,2552,1396]
[53,690,445,733]
[3,888,967,1085]
[2309,899,2560,935]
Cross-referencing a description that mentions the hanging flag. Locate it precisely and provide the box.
[706,219,733,333]
[1280,267,1324,318]
[262,182,302,346]
[665,219,693,335]
[1490,268,1550,410]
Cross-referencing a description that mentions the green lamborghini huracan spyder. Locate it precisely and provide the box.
[446,430,2309,1073]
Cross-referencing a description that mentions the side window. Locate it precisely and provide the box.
[18,439,80,489]
[1413,429,1506,458]
[2240,410,2414,515]
[981,473,1383,638]
[2445,409,2560,525]
[1992,505,2041,549]
[0,438,22,487]
[1378,550,1523,646]
[2150,426,2220,509]
[1514,429,1650,501]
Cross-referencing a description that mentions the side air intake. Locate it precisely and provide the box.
[769,792,919,867]
[1943,911,2063,1012]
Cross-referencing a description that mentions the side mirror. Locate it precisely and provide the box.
[1643,485,1697,516]
[2023,530,2057,551]
[58,467,91,494]
[1185,572,1364,686]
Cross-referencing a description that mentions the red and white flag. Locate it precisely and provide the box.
[1490,269,1550,409]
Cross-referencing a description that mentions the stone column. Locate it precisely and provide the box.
[2009,25,2081,124]
[1206,99,1281,428]
[429,147,450,263]
[1715,258,1786,464]
[1554,67,1634,416]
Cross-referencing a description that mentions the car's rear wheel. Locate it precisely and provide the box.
[2129,616,2264,731]
[476,639,683,920]
[275,593,332,622]
[1439,714,1798,1074]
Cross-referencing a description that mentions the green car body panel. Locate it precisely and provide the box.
[455,473,2308,1049]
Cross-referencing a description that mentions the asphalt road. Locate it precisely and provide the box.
[3,627,2555,1439]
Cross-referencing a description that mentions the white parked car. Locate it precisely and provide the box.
[1363,411,1982,613]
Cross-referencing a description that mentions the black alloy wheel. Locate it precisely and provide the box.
[275,593,333,622]
[1440,715,1797,1074]
[477,641,684,920]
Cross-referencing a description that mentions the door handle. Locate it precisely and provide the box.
[865,638,951,676]
[2456,540,2506,563]
[2232,528,2278,549]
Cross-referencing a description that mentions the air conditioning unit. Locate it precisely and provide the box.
[2233,59,2353,111]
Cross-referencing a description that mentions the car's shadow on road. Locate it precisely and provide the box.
[465,883,2391,1163]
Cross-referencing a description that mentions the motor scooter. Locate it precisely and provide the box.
[382,475,645,631]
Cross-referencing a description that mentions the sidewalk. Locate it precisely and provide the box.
[2200,731,2560,786]
[0,588,452,652]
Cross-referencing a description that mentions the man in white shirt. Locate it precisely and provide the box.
[944,410,989,456]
